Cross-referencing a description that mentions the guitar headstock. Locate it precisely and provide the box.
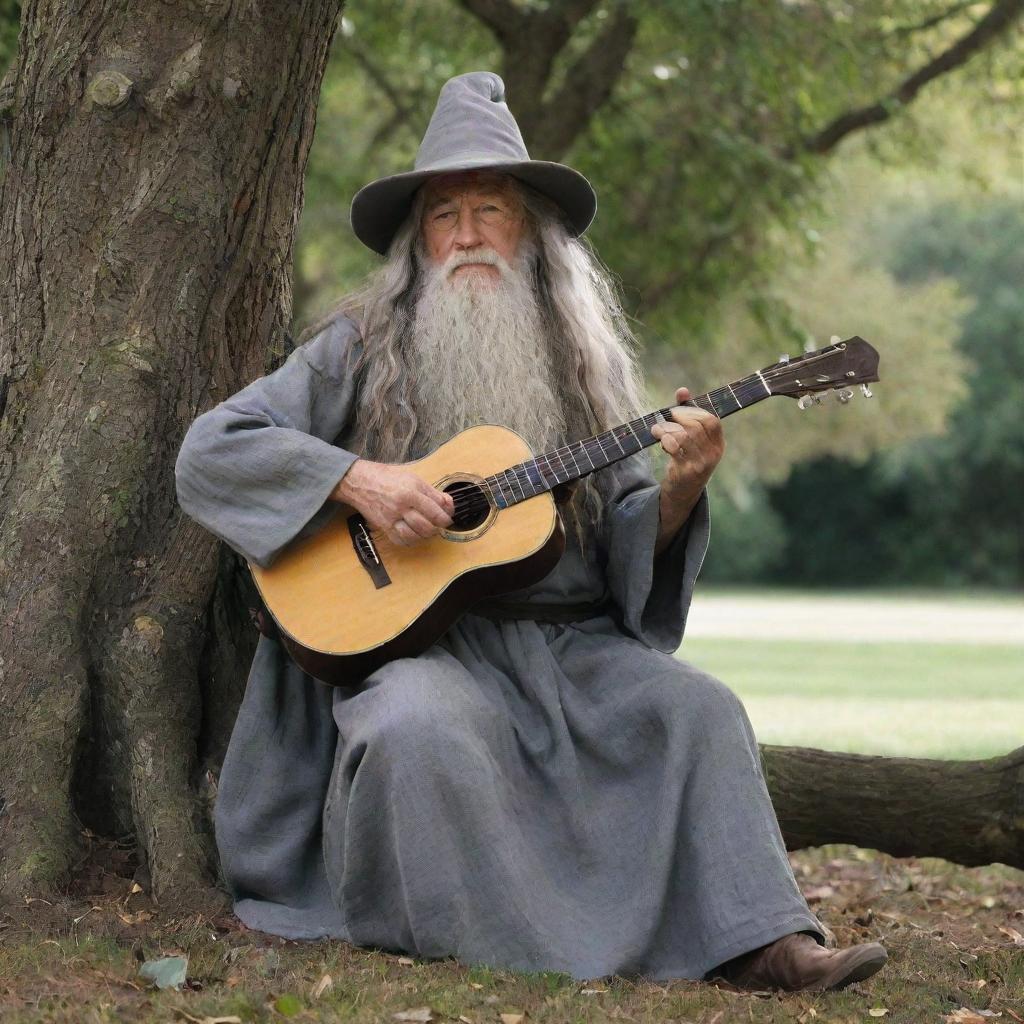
[763,336,880,407]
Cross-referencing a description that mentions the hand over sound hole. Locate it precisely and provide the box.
[443,481,491,532]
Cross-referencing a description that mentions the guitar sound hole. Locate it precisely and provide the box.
[443,481,491,532]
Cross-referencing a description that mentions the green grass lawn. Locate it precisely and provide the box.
[677,639,1024,759]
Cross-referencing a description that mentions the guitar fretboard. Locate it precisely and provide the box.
[485,372,772,509]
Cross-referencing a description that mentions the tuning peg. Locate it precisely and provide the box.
[797,394,814,410]
[836,388,854,404]
[861,384,873,398]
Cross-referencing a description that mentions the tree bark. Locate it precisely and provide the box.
[764,744,1024,870]
[0,0,342,904]
[1,0,1021,913]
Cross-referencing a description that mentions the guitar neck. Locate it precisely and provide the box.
[485,372,772,509]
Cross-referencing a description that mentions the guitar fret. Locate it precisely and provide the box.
[535,454,554,489]
[694,394,719,416]
[524,460,543,493]
[468,341,870,512]
[554,446,570,482]
[489,475,509,509]
[506,468,525,502]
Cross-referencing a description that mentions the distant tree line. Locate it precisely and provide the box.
[703,197,1024,588]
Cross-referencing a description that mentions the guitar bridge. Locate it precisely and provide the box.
[347,513,391,589]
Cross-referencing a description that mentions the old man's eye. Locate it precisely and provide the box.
[478,203,509,224]
[433,209,458,226]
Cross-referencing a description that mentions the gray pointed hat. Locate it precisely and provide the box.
[350,71,597,255]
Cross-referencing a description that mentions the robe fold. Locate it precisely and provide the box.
[175,314,823,980]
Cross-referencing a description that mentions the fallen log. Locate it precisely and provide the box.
[763,743,1024,870]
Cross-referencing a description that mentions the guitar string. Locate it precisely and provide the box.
[375,379,798,532]
[363,351,857,539]
[368,379,822,533]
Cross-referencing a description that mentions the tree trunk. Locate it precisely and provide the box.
[764,744,1024,870]
[1,0,1020,915]
[0,0,343,904]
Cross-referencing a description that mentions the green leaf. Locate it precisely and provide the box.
[274,993,303,1017]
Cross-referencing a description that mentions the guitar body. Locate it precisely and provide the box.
[248,337,880,690]
[249,424,564,688]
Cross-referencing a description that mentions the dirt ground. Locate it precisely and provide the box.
[1,834,1022,1024]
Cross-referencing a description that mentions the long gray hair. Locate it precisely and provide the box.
[300,181,648,545]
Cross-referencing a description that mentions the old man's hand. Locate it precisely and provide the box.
[330,458,454,547]
[649,387,724,554]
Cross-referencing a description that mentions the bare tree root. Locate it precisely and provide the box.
[95,533,227,912]
[0,607,90,900]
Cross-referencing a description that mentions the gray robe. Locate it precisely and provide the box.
[175,315,823,980]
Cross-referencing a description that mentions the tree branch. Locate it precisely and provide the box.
[529,3,638,159]
[345,42,418,123]
[798,0,1024,156]
[454,0,526,44]
[888,0,976,37]
[539,0,603,41]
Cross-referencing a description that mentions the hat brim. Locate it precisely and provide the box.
[350,157,597,256]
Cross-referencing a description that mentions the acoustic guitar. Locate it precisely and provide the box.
[250,336,880,686]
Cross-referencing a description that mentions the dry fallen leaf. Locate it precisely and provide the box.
[868,1010,889,1018]
[397,956,416,966]
[117,910,153,925]
[312,973,333,999]
[998,925,1024,945]
[943,1010,990,1024]
[500,1015,526,1024]
[468,982,484,990]
[802,885,836,902]
[458,1017,474,1024]
[174,1012,242,1024]
[393,1009,434,1023]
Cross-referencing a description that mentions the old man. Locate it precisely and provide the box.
[175,72,886,990]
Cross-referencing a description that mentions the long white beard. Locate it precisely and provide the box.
[407,245,567,458]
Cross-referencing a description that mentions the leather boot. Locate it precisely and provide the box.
[715,932,888,992]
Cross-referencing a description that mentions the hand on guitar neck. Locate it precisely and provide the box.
[650,386,726,557]
[330,459,455,548]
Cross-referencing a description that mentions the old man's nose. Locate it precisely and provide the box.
[453,210,486,246]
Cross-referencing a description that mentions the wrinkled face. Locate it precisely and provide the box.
[419,170,526,284]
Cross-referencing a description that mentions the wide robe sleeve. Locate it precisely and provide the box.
[175,315,364,568]
[599,450,711,653]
